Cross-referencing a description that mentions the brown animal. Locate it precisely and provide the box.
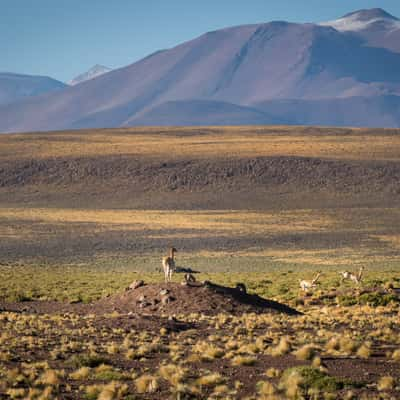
[162,247,177,283]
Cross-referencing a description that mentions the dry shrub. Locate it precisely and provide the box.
[269,337,291,357]
[392,349,400,361]
[35,370,59,386]
[293,344,317,361]
[196,373,224,387]
[135,374,159,393]
[356,343,371,359]
[265,368,281,378]
[159,364,186,386]
[231,355,257,366]
[257,380,277,396]
[69,367,90,380]
[97,381,128,400]
[377,376,394,391]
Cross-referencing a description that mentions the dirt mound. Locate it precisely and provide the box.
[0,282,300,316]
[95,282,301,316]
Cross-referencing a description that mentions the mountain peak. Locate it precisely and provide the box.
[90,64,111,72]
[68,64,112,86]
[342,8,398,21]
[319,8,400,32]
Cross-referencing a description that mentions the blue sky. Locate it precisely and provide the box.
[2,0,400,82]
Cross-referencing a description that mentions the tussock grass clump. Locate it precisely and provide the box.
[6,368,26,385]
[106,343,119,355]
[293,344,317,361]
[257,380,277,396]
[225,339,239,351]
[212,384,230,396]
[279,368,303,399]
[231,355,257,366]
[94,368,127,382]
[268,336,291,357]
[280,366,343,396]
[377,376,395,391]
[159,364,187,386]
[193,341,224,361]
[196,373,225,387]
[97,381,128,400]
[356,342,372,359]
[135,374,159,393]
[35,369,60,386]
[85,384,101,399]
[69,366,90,380]
[325,337,340,353]
[265,367,281,378]
[339,337,357,355]
[6,388,26,399]
[237,342,262,355]
[391,349,400,361]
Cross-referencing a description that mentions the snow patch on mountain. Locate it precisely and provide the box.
[68,65,112,86]
[319,9,400,32]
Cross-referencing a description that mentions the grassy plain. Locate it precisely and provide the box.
[0,126,400,399]
[0,207,400,303]
[1,126,400,162]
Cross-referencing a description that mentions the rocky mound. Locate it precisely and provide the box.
[95,281,301,316]
[0,281,300,316]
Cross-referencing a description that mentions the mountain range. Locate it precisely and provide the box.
[1,8,400,132]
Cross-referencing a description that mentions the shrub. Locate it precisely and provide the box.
[377,376,394,391]
[231,355,257,366]
[196,373,224,387]
[280,366,343,393]
[135,374,159,393]
[293,345,317,361]
[94,369,127,382]
[359,292,399,307]
[69,367,90,380]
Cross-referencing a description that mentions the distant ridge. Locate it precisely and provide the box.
[0,72,66,107]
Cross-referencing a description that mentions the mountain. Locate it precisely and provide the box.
[68,64,112,86]
[0,72,66,106]
[1,8,400,132]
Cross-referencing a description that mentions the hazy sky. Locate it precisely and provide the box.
[2,0,400,82]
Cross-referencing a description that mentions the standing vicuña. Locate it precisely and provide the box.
[339,266,364,285]
[162,247,177,283]
[299,272,322,292]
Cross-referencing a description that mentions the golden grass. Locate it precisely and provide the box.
[1,126,400,162]
[0,294,399,399]
[0,208,338,233]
